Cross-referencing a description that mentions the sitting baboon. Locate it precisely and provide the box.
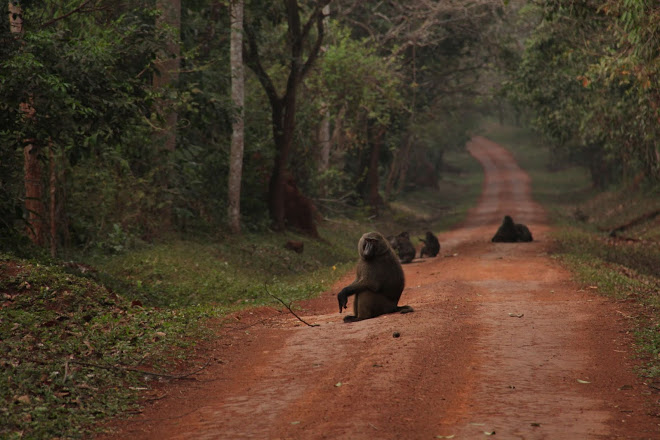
[338,232,414,322]
[388,231,416,264]
[419,231,440,257]
[515,223,533,242]
[492,215,533,242]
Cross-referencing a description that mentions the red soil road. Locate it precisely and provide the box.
[100,136,660,439]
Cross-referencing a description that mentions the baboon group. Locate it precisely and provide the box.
[491,215,533,243]
[337,230,439,323]
[337,215,533,323]
[387,230,440,264]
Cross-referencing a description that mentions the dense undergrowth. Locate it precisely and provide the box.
[486,123,660,380]
[0,147,482,439]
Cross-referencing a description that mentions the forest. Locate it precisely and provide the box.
[1,0,656,253]
[0,0,658,438]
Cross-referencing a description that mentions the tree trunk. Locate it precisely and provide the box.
[366,127,385,212]
[154,0,180,153]
[228,0,245,234]
[268,95,295,231]
[384,149,400,200]
[11,1,45,246]
[317,4,331,175]
[396,133,415,194]
[49,142,56,257]
[244,0,329,232]
[317,103,331,173]
[23,142,44,246]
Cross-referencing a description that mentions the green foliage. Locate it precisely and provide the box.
[0,253,216,439]
[0,0,520,256]
[508,0,660,187]
[312,23,405,127]
[0,1,169,251]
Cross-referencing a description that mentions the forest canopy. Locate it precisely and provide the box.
[1,0,657,255]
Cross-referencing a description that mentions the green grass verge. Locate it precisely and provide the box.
[90,227,359,309]
[484,122,660,380]
[0,254,220,439]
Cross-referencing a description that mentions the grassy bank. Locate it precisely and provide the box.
[485,123,660,380]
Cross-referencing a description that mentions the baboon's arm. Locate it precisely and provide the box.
[337,280,379,312]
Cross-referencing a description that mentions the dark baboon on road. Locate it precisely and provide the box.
[338,232,414,322]
[514,223,533,242]
[419,231,440,257]
[492,215,533,242]
[388,231,416,264]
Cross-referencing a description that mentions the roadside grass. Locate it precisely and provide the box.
[90,226,359,309]
[0,254,219,440]
[485,123,660,380]
[0,142,483,439]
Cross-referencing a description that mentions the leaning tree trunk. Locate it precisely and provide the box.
[228,0,245,234]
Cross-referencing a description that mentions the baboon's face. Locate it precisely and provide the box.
[361,237,378,259]
[359,232,386,260]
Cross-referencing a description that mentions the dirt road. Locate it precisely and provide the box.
[102,137,659,439]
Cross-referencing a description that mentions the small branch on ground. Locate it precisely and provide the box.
[69,358,212,380]
[264,284,320,327]
[605,209,660,237]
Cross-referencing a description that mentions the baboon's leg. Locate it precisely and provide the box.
[355,291,398,320]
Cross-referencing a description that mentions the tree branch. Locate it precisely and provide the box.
[41,0,95,28]
[301,1,330,78]
[265,284,320,327]
[243,23,281,109]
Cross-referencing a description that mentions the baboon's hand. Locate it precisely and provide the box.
[337,289,349,313]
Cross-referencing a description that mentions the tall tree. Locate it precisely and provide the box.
[244,0,330,231]
[9,0,44,246]
[228,0,245,234]
[316,3,331,175]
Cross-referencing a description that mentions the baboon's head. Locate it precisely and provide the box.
[358,232,389,260]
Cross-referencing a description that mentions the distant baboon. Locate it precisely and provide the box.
[388,231,416,264]
[337,232,414,322]
[419,231,440,257]
[514,223,533,242]
[492,215,533,243]
[283,175,320,237]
